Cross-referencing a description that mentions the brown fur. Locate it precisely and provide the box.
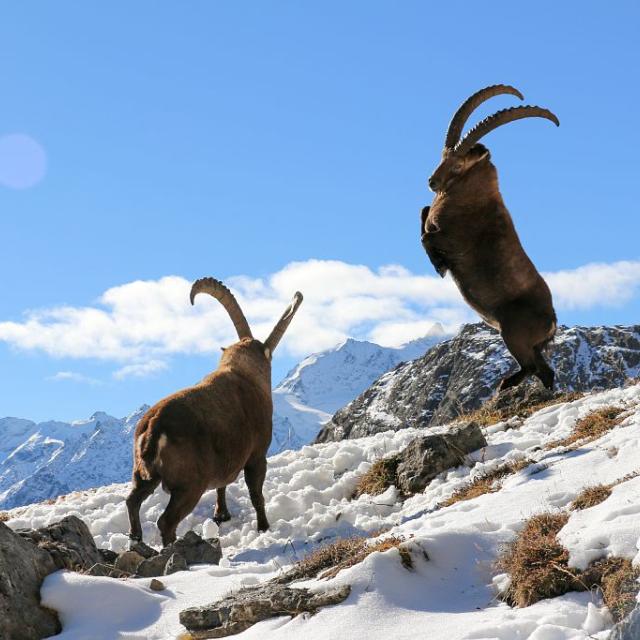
[126,300,300,546]
[421,144,556,390]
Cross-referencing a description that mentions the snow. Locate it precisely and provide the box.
[4,384,640,639]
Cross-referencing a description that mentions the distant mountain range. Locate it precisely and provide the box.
[0,325,447,509]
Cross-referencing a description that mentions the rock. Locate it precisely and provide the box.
[149,578,166,591]
[180,583,351,638]
[17,515,102,571]
[0,522,61,640]
[136,553,170,578]
[610,606,640,640]
[486,382,555,415]
[129,540,159,559]
[316,323,640,443]
[86,563,130,578]
[164,553,188,575]
[136,532,221,577]
[98,548,119,564]
[396,422,487,494]
[170,531,222,566]
[115,551,145,574]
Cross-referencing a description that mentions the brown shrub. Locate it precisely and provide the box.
[290,534,412,581]
[570,485,612,511]
[497,512,580,607]
[596,557,640,621]
[547,406,625,450]
[353,455,401,498]
[460,392,584,427]
[0,512,10,523]
[498,512,640,621]
[442,459,531,507]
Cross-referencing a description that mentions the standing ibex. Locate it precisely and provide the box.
[421,85,559,390]
[126,278,303,546]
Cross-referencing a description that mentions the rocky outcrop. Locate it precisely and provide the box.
[180,583,351,638]
[395,422,487,494]
[317,323,640,442]
[0,522,60,640]
[87,531,222,578]
[17,515,102,571]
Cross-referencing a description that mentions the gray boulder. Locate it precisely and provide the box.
[17,515,102,571]
[0,522,60,640]
[180,583,351,638]
[396,421,487,494]
[164,552,188,575]
[136,531,221,577]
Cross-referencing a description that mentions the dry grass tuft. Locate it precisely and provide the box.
[290,534,412,581]
[570,485,612,511]
[442,459,531,507]
[497,512,578,607]
[594,557,640,621]
[459,391,584,427]
[547,405,625,450]
[498,512,640,621]
[353,455,401,498]
[0,511,10,523]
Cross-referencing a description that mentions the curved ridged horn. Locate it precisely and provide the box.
[264,292,303,354]
[444,84,524,150]
[190,277,253,340]
[455,105,560,156]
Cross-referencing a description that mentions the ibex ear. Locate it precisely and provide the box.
[264,346,272,361]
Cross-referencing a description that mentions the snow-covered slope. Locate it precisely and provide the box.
[270,326,447,452]
[0,329,446,509]
[5,384,640,639]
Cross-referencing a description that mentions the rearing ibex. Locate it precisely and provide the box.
[421,84,559,390]
[126,277,303,546]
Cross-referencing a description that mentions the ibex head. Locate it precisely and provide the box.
[190,277,303,365]
[428,84,559,193]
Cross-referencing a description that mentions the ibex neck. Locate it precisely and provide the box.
[448,162,502,208]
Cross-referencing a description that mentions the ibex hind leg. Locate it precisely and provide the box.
[214,486,232,524]
[157,485,205,547]
[498,327,537,391]
[126,472,161,543]
[533,344,555,390]
[244,457,269,532]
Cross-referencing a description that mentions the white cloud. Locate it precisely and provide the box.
[113,360,168,380]
[47,371,101,385]
[543,261,640,310]
[3,258,640,373]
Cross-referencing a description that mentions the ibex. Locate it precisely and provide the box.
[126,278,303,546]
[421,85,559,390]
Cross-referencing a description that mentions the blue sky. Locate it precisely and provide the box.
[1,2,639,422]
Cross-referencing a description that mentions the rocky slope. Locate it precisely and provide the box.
[316,323,640,442]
